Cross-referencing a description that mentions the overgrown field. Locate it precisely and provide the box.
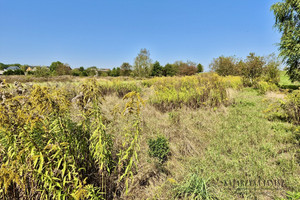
[0,73,299,199]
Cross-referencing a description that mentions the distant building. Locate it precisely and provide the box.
[5,66,20,71]
[26,67,33,72]
[26,66,49,72]
[98,68,110,72]
[0,70,4,75]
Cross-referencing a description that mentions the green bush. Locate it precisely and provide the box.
[147,136,170,163]
[262,61,280,84]
[33,66,51,77]
[3,69,24,75]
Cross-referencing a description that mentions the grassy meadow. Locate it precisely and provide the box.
[279,71,300,90]
[0,73,299,199]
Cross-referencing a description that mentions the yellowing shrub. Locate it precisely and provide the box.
[149,74,229,112]
[255,81,278,94]
[221,75,243,90]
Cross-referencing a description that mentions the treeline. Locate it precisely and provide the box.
[74,49,204,77]
[1,49,204,77]
[1,50,280,81]
[0,60,203,78]
[108,61,204,77]
[209,53,281,86]
[45,60,203,77]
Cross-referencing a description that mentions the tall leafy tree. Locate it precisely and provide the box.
[110,67,121,77]
[133,48,152,77]
[177,61,198,76]
[209,56,239,76]
[86,66,98,76]
[120,62,132,76]
[263,53,281,84]
[163,63,177,76]
[50,61,63,72]
[242,53,265,86]
[34,66,51,77]
[0,63,8,70]
[50,61,72,75]
[72,67,88,76]
[271,0,300,81]
[79,66,85,72]
[150,61,163,76]
[56,63,72,75]
[197,63,204,73]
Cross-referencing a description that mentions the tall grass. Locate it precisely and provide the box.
[174,173,211,200]
[1,75,299,199]
[0,79,143,199]
[148,74,230,112]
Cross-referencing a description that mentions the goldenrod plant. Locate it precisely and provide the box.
[115,92,144,196]
[148,74,229,112]
[0,79,144,199]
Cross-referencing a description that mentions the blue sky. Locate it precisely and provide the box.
[0,0,281,70]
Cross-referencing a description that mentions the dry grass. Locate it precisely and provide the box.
[0,75,78,83]
[1,76,299,199]
[100,91,222,199]
[265,91,286,100]
[100,90,229,199]
[98,86,299,199]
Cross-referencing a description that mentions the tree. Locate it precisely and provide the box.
[242,53,265,86]
[72,68,81,76]
[150,61,163,76]
[50,61,63,72]
[0,63,8,70]
[133,48,152,77]
[79,66,85,72]
[209,56,240,76]
[177,61,198,76]
[110,67,120,77]
[197,63,204,73]
[34,66,51,77]
[8,63,21,67]
[99,70,109,77]
[120,62,132,76]
[56,64,72,75]
[72,67,88,76]
[271,0,300,82]
[20,65,30,72]
[262,53,281,84]
[163,63,177,76]
[86,66,98,76]
[49,61,72,75]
